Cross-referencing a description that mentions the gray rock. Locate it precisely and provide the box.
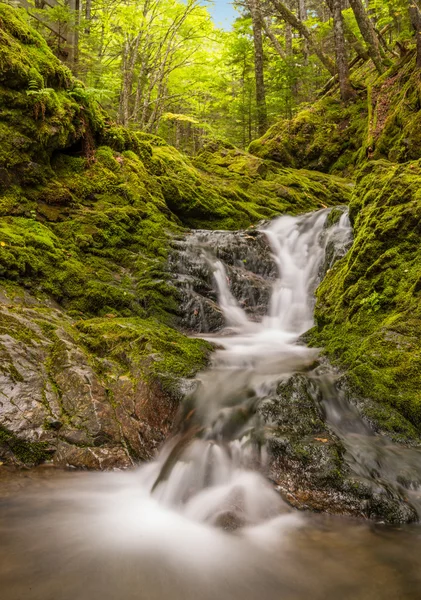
[169,228,277,333]
[0,292,181,470]
[260,369,419,524]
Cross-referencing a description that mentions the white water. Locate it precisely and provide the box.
[140,209,352,527]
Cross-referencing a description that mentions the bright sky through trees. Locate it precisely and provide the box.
[207,0,238,29]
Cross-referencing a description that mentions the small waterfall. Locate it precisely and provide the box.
[146,209,353,527]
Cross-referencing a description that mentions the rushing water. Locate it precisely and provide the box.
[2,209,421,599]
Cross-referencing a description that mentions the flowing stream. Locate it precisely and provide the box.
[1,209,421,599]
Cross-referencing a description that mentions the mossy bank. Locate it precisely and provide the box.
[248,45,421,440]
[310,160,421,441]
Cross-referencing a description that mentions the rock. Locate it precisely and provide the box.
[260,369,419,524]
[0,288,208,470]
[169,228,277,333]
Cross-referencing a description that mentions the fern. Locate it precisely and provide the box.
[26,88,56,120]
[69,86,113,104]
[27,67,44,92]
[26,87,55,97]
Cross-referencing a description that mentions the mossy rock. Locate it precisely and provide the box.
[311,159,421,435]
[249,95,368,175]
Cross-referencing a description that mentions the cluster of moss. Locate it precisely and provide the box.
[367,56,421,163]
[248,95,368,175]
[311,159,421,438]
[0,424,52,465]
[75,316,212,392]
[249,55,421,177]
[0,149,181,319]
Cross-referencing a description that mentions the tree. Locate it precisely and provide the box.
[247,0,267,135]
[348,0,384,73]
[270,0,336,75]
[409,1,421,68]
[331,0,355,102]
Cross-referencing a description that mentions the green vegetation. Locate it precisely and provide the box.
[0,424,52,465]
[311,159,421,436]
[0,5,351,466]
[75,317,212,391]
[0,4,348,322]
[1,0,421,468]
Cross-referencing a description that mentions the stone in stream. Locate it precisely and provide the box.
[260,370,418,524]
[169,228,277,333]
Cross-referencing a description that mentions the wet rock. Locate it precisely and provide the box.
[213,510,246,531]
[0,292,188,470]
[169,228,277,333]
[260,370,420,524]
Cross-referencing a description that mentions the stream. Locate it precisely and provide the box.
[1,209,421,599]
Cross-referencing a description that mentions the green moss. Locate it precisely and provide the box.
[0,424,51,465]
[249,56,421,176]
[311,159,421,435]
[75,316,212,391]
[249,95,368,175]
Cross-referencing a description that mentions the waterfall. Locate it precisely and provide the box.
[144,209,353,527]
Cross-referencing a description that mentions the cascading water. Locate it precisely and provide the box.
[2,208,421,600]
[140,209,353,527]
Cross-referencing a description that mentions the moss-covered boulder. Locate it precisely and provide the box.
[310,159,421,439]
[0,284,211,468]
[249,55,421,176]
[248,95,368,175]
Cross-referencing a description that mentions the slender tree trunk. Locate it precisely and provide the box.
[119,39,130,125]
[248,87,253,145]
[332,0,355,102]
[84,0,91,34]
[270,0,336,75]
[298,0,308,63]
[249,0,267,136]
[261,15,286,60]
[67,0,80,72]
[409,1,421,68]
[285,21,292,56]
[348,0,384,73]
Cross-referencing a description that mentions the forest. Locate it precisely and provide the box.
[17,0,419,149]
[1,0,421,598]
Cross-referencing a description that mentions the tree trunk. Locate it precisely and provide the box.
[298,0,308,63]
[348,0,384,73]
[326,0,369,61]
[332,0,355,102]
[285,21,292,57]
[119,39,131,126]
[270,0,336,75]
[249,0,267,136]
[261,16,286,60]
[409,1,421,68]
[84,0,91,34]
[67,0,80,72]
